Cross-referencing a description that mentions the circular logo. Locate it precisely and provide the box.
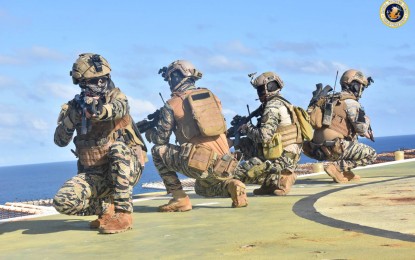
[380,0,410,28]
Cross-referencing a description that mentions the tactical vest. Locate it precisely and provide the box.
[261,97,302,160]
[74,88,146,167]
[167,88,229,156]
[275,97,303,146]
[310,93,357,138]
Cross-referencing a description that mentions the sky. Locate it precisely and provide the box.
[0,0,414,166]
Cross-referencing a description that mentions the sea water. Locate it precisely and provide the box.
[0,134,414,204]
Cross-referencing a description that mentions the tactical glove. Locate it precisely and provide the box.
[84,97,103,117]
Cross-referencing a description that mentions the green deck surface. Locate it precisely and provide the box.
[1,161,415,259]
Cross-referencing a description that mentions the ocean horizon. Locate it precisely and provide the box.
[1,134,414,204]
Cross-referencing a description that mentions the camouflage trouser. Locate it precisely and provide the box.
[53,142,143,215]
[234,137,300,187]
[326,140,377,171]
[151,143,232,197]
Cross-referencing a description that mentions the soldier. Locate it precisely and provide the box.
[231,72,302,196]
[53,53,147,234]
[304,69,377,182]
[145,60,248,212]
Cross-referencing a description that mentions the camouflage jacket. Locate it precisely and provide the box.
[341,91,370,136]
[245,95,301,154]
[54,87,130,147]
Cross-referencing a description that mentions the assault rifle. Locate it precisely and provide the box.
[357,107,375,142]
[308,83,333,108]
[73,92,98,135]
[227,105,263,147]
[368,125,375,142]
[136,109,161,133]
[136,92,165,133]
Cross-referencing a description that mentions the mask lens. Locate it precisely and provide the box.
[266,81,279,92]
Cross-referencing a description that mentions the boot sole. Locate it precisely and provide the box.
[99,226,132,234]
[324,169,348,184]
[274,190,287,196]
[158,207,192,212]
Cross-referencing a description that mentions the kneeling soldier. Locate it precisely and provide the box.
[53,53,147,234]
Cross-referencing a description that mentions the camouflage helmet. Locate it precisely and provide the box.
[251,71,284,90]
[70,53,111,84]
[159,60,202,82]
[340,69,368,88]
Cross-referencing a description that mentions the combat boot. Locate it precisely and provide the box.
[274,170,297,196]
[90,202,114,229]
[98,210,132,234]
[253,182,278,195]
[343,170,361,182]
[227,179,248,208]
[324,163,348,183]
[159,190,192,212]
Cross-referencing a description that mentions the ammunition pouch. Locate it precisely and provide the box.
[186,144,216,173]
[75,138,114,167]
[309,104,323,129]
[262,133,283,160]
[306,138,344,161]
[212,153,238,180]
[131,144,146,170]
[247,160,271,179]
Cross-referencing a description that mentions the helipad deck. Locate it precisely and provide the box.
[1,160,414,259]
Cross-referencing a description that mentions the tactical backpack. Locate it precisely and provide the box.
[262,97,313,160]
[187,88,227,137]
[308,93,356,137]
[277,96,313,141]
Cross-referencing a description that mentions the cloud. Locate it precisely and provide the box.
[266,41,347,56]
[0,55,22,65]
[218,40,256,55]
[180,45,255,73]
[205,55,253,73]
[127,96,158,119]
[0,46,67,66]
[275,59,348,74]
[22,46,67,61]
[394,53,415,63]
[40,82,79,100]
[370,65,415,81]
[0,111,19,127]
[269,41,320,55]
[30,118,49,131]
[222,108,237,117]
[0,75,19,88]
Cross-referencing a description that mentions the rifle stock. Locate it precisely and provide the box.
[136,109,161,133]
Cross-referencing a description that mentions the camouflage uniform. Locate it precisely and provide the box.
[146,60,247,211]
[307,91,377,173]
[234,95,302,190]
[147,86,236,198]
[53,87,145,215]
